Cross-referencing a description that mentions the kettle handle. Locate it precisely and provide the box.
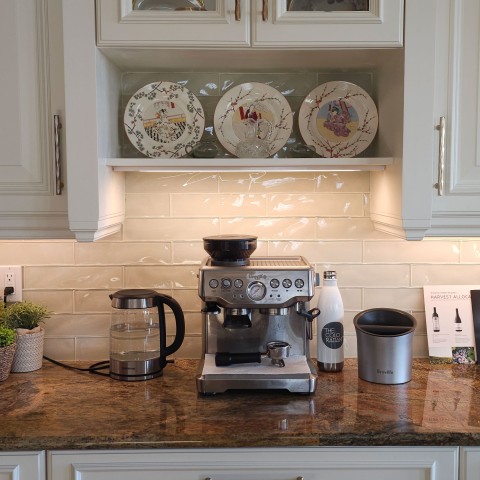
[155,294,185,357]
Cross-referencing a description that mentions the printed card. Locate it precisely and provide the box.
[423,285,478,363]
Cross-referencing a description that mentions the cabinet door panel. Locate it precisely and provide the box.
[252,0,404,48]
[0,452,45,480]
[96,0,250,47]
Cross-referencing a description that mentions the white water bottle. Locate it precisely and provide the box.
[316,271,344,372]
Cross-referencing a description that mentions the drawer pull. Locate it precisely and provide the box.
[205,477,304,480]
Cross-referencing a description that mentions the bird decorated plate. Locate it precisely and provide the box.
[214,82,293,157]
[124,81,205,158]
[298,81,378,158]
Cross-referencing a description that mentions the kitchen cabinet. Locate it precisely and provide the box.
[0,451,45,480]
[48,447,457,480]
[96,0,403,49]
[370,0,480,239]
[0,0,71,239]
[461,447,480,480]
[63,0,402,241]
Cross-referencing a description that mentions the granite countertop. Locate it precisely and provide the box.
[2,358,480,451]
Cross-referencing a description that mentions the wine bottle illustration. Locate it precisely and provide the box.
[454,308,462,332]
[432,307,440,332]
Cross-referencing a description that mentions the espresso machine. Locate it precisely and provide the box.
[196,235,319,394]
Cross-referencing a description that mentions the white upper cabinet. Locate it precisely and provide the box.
[371,0,480,240]
[96,0,403,49]
[0,0,70,239]
[429,0,480,236]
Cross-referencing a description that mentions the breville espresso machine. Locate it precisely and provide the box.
[196,235,319,394]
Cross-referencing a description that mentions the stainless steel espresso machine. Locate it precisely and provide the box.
[196,235,319,394]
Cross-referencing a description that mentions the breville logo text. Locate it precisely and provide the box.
[377,368,394,375]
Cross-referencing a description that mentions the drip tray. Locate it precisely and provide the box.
[196,354,317,394]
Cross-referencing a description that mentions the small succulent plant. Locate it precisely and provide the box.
[0,301,50,331]
[0,326,16,348]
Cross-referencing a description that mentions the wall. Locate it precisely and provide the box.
[1,171,480,360]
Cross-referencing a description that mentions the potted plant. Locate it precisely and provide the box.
[0,301,50,372]
[0,325,16,381]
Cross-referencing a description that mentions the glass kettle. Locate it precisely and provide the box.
[109,289,185,381]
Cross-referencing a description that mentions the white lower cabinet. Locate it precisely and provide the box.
[48,447,458,480]
[0,451,45,480]
[461,447,480,480]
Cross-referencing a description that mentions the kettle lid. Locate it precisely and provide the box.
[110,289,158,309]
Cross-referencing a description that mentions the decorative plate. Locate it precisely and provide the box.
[124,81,205,158]
[214,82,293,157]
[298,81,378,158]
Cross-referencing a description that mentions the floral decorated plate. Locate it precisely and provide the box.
[298,81,378,158]
[124,81,205,158]
[214,82,293,157]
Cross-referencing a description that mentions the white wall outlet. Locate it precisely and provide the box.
[0,265,22,303]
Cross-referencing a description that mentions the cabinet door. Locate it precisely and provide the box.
[461,447,480,480]
[429,0,480,235]
[0,0,70,239]
[0,451,45,480]
[49,447,457,480]
[252,0,404,48]
[96,0,250,47]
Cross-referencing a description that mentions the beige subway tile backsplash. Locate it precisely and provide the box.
[3,171,480,360]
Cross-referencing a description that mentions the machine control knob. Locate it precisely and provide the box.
[247,281,267,301]
[209,279,219,289]
[221,278,232,289]
[282,278,292,288]
[234,279,244,288]
[270,278,280,288]
[295,279,304,288]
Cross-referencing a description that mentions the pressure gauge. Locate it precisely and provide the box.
[247,281,267,301]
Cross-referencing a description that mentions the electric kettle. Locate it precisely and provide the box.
[109,289,185,381]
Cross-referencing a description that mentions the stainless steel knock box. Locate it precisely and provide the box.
[354,308,417,385]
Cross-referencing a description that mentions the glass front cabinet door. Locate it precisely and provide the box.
[96,0,403,48]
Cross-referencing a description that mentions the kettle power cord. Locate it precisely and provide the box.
[42,356,110,376]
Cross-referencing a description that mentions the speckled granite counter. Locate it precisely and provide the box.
[2,358,480,451]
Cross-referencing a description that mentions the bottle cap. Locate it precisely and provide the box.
[323,271,337,279]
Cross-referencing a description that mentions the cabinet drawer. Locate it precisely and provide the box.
[48,447,458,480]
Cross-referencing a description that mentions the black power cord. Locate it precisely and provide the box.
[3,286,14,306]
[42,356,110,377]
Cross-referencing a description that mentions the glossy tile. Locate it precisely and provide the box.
[334,264,411,287]
[24,266,123,290]
[125,194,171,217]
[460,240,480,263]
[171,193,267,217]
[126,172,219,194]
[364,240,461,263]
[75,242,172,265]
[0,240,74,265]
[124,265,198,289]
[363,287,424,311]
[412,265,480,286]
[123,218,219,241]
[23,290,74,314]
[268,240,363,263]
[267,193,365,217]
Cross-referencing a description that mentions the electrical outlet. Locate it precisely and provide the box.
[0,266,22,303]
